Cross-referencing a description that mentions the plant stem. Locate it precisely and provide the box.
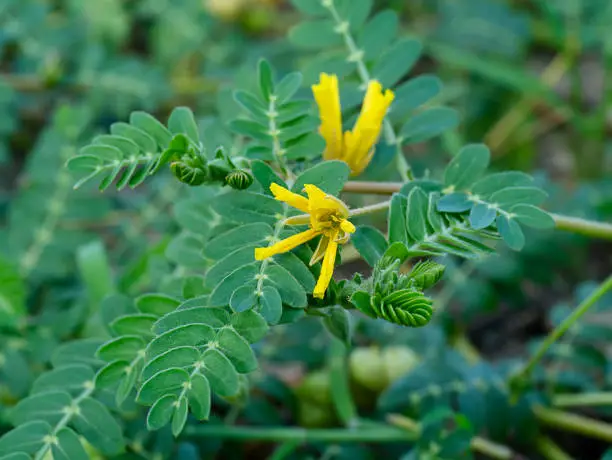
[323,0,410,180]
[533,405,612,443]
[387,414,513,460]
[511,274,612,383]
[348,200,391,217]
[551,213,612,240]
[535,436,573,460]
[183,425,416,443]
[553,392,612,408]
[342,181,612,240]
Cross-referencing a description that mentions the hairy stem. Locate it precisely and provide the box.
[553,392,612,408]
[322,0,410,180]
[533,405,612,442]
[511,275,612,383]
[342,181,612,240]
[387,414,514,460]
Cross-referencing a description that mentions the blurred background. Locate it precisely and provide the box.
[1,0,612,459]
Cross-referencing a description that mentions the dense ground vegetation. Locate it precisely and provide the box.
[1,1,612,459]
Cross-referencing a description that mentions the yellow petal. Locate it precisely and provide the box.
[309,234,330,266]
[312,73,343,161]
[255,228,319,260]
[344,80,395,176]
[270,183,309,213]
[313,235,339,299]
[303,184,349,216]
[283,214,310,226]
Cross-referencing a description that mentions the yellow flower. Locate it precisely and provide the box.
[254,183,356,299]
[312,73,395,176]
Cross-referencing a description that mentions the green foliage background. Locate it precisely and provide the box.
[1,0,612,459]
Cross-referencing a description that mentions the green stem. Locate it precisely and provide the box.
[348,200,391,217]
[387,414,513,460]
[533,405,612,442]
[535,436,573,460]
[323,0,410,180]
[341,181,612,241]
[511,275,612,384]
[553,392,612,408]
[183,425,416,443]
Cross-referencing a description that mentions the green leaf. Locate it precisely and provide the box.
[94,360,130,389]
[147,324,216,359]
[205,246,260,288]
[32,365,94,396]
[443,143,490,190]
[110,122,157,153]
[147,394,176,431]
[217,327,258,373]
[210,263,259,307]
[352,226,388,267]
[136,293,180,316]
[0,453,31,460]
[142,347,200,381]
[252,160,288,194]
[257,286,283,324]
[344,0,372,30]
[291,160,350,196]
[212,191,283,225]
[258,59,275,101]
[172,395,189,436]
[401,107,459,145]
[358,10,399,60]
[130,111,172,148]
[229,119,269,142]
[166,234,207,269]
[204,223,272,260]
[437,193,473,213]
[390,75,443,121]
[275,72,303,104]
[230,285,258,313]
[201,349,239,396]
[11,391,72,425]
[230,310,269,343]
[471,171,533,197]
[496,215,525,251]
[323,308,352,346]
[406,187,429,242]
[388,194,408,245]
[373,38,422,87]
[266,264,308,308]
[52,428,89,460]
[188,373,211,420]
[0,421,51,455]
[510,204,555,229]
[469,203,497,229]
[116,357,142,406]
[289,20,343,49]
[234,90,267,119]
[490,187,548,209]
[168,107,200,144]
[138,368,190,404]
[153,307,230,335]
[52,339,106,368]
[71,397,124,455]
[290,0,327,16]
[97,336,146,362]
[111,314,156,337]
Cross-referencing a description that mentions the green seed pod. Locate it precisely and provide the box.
[170,159,207,186]
[225,169,254,190]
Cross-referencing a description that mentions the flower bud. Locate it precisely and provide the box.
[226,169,254,190]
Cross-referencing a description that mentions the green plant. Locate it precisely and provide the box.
[2,0,612,459]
